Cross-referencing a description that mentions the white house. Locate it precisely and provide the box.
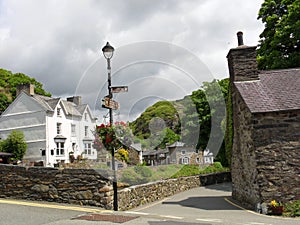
[0,84,97,167]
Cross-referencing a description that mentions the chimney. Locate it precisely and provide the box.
[16,84,35,96]
[227,31,259,82]
[67,96,82,106]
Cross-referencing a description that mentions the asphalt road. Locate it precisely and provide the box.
[0,182,299,225]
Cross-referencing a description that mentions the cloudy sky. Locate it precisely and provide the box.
[0,0,265,122]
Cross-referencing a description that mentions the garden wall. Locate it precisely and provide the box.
[0,164,231,211]
[118,172,231,210]
[0,164,114,209]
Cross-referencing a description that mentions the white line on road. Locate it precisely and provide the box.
[248,223,271,225]
[160,215,184,220]
[125,211,150,216]
[196,218,222,223]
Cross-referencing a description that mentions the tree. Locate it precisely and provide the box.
[0,93,10,113]
[2,130,27,160]
[257,0,300,69]
[0,68,51,114]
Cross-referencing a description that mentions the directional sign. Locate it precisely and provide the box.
[112,86,128,93]
[102,97,119,110]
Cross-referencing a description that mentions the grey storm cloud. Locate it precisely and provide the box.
[0,0,264,121]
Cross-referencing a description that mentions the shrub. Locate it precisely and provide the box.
[171,165,201,178]
[2,130,27,160]
[284,200,300,217]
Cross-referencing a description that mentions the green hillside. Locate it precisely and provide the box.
[0,68,51,113]
[130,79,230,165]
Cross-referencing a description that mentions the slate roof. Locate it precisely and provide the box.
[61,100,82,117]
[235,68,300,113]
[31,94,88,117]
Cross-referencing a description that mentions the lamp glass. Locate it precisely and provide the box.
[102,42,114,59]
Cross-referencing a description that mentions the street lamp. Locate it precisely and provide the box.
[102,41,118,211]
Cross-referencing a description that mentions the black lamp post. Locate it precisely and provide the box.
[102,41,118,211]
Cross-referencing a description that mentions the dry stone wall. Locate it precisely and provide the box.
[0,164,114,209]
[118,172,231,210]
[0,164,231,211]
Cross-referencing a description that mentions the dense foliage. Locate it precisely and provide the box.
[0,68,51,113]
[0,130,27,160]
[170,162,228,178]
[257,0,300,69]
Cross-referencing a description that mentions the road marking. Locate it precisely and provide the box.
[196,218,222,223]
[225,198,300,222]
[0,199,112,213]
[125,211,150,216]
[160,215,183,220]
[248,223,269,225]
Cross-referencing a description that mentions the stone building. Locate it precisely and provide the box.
[227,32,300,208]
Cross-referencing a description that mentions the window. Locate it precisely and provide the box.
[182,157,189,164]
[57,108,61,117]
[84,126,88,137]
[71,124,76,136]
[57,123,62,135]
[196,157,200,163]
[56,142,65,156]
[84,143,92,155]
[84,112,88,121]
[181,150,186,155]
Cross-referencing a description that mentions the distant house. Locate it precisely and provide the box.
[0,84,97,167]
[142,141,213,166]
[228,32,300,207]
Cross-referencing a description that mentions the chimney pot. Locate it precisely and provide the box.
[67,96,82,106]
[237,31,244,46]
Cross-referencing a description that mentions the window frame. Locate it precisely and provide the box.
[56,142,65,156]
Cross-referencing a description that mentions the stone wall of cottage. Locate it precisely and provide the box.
[231,100,300,207]
[231,89,260,207]
[253,110,300,204]
[118,172,231,210]
[0,164,114,209]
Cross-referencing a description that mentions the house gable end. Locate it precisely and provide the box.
[0,92,46,117]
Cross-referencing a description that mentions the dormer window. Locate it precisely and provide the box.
[57,108,61,117]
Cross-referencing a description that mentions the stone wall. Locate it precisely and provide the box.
[253,110,300,204]
[231,89,260,207]
[0,164,231,211]
[118,172,231,211]
[0,164,114,209]
[231,102,300,208]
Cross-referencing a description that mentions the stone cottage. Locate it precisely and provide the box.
[227,32,300,208]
